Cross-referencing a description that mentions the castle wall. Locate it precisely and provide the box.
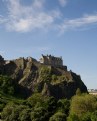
[40,55,63,67]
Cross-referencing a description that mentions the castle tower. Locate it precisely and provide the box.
[39,54,63,67]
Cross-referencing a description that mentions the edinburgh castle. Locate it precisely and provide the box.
[40,54,63,67]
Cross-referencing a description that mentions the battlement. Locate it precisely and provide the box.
[40,54,63,67]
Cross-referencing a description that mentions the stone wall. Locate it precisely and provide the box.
[40,54,63,67]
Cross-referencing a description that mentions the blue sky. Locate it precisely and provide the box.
[0,0,97,89]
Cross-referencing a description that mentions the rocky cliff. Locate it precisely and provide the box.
[0,56,87,99]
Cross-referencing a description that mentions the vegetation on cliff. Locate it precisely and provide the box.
[0,56,87,99]
[0,56,91,120]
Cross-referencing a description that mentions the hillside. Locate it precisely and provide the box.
[0,55,87,99]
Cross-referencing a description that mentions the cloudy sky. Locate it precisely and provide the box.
[0,0,97,89]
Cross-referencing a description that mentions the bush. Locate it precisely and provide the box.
[31,107,48,121]
[1,103,28,121]
[69,94,97,118]
[0,75,18,95]
[49,111,66,121]
[81,112,92,121]
[67,114,79,121]
[19,108,31,121]
[57,99,70,116]
[91,110,97,121]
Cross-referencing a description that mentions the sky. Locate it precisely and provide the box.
[0,0,97,89]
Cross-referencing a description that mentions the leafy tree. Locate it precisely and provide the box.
[67,114,79,121]
[0,103,5,111]
[91,110,97,121]
[19,108,31,121]
[27,93,44,108]
[45,97,57,113]
[1,103,16,121]
[1,103,28,121]
[49,111,66,121]
[57,99,70,116]
[81,112,92,121]
[31,107,48,121]
[69,94,97,118]
[0,75,18,95]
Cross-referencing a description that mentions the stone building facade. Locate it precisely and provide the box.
[40,54,63,67]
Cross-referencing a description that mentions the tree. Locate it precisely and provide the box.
[49,111,66,121]
[19,108,31,121]
[1,103,28,121]
[27,93,44,108]
[67,114,79,121]
[1,103,16,121]
[57,99,70,116]
[69,94,97,118]
[91,110,97,121]
[31,107,48,121]
[81,112,92,121]
[0,75,18,95]
[45,97,57,113]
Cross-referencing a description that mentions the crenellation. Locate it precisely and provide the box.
[39,54,65,68]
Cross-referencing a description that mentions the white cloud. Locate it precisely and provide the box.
[33,0,44,9]
[0,15,7,24]
[2,0,60,32]
[59,13,97,33]
[1,0,97,33]
[59,0,67,7]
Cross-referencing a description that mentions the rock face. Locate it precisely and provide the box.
[0,56,88,99]
[0,55,5,66]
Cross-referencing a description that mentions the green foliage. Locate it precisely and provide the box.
[27,93,44,107]
[1,103,16,121]
[49,111,66,121]
[0,75,18,95]
[39,66,52,82]
[57,99,70,116]
[31,107,48,121]
[52,75,58,81]
[0,75,97,121]
[59,75,67,82]
[19,108,31,121]
[69,94,97,118]
[45,97,57,115]
[67,114,79,121]
[81,112,92,121]
[1,102,29,121]
[51,75,67,84]
[27,95,57,120]
[0,103,5,111]
[1,92,97,121]
[91,110,97,121]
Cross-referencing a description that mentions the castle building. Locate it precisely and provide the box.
[40,54,63,67]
